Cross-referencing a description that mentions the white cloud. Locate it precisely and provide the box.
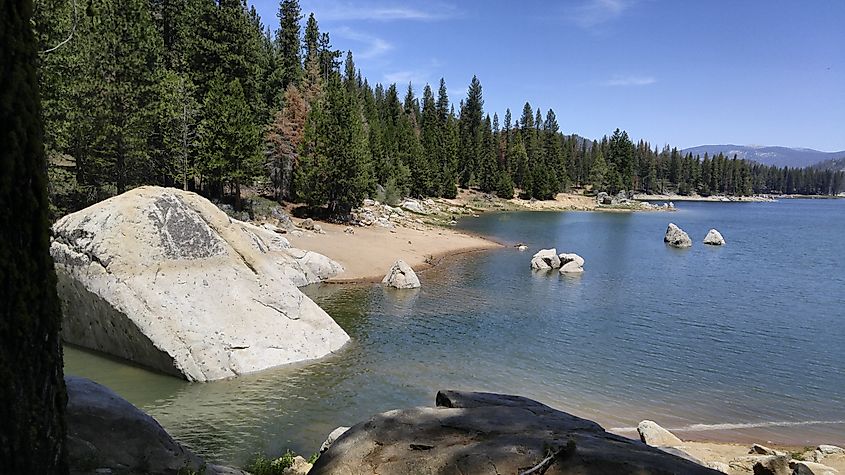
[573,0,635,28]
[334,27,393,59]
[602,75,656,86]
[303,1,456,22]
[383,70,428,85]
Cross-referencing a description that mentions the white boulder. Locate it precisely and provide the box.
[51,186,349,382]
[664,223,692,248]
[531,248,560,270]
[382,260,421,289]
[637,420,683,447]
[400,198,428,215]
[558,253,585,273]
[703,229,726,246]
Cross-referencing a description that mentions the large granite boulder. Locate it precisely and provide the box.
[531,248,561,270]
[559,253,585,274]
[310,390,720,474]
[703,229,726,246]
[664,223,693,248]
[66,376,203,474]
[382,260,421,289]
[51,186,349,381]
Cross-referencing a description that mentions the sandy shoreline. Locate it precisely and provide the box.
[287,220,502,282]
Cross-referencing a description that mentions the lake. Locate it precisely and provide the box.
[64,199,845,466]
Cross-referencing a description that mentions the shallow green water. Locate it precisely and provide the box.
[65,199,845,465]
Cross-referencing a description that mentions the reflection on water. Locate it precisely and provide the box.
[65,200,845,465]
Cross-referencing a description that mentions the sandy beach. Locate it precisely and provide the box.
[287,219,501,282]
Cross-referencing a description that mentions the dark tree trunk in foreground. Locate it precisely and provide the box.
[0,0,68,472]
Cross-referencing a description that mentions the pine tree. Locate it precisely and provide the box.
[297,74,372,215]
[458,76,483,187]
[478,115,498,193]
[590,147,608,192]
[197,77,262,209]
[275,0,302,94]
[266,84,308,200]
[1,0,68,470]
[150,71,199,189]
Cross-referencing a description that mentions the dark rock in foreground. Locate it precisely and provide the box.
[311,390,720,474]
[66,376,203,474]
[66,376,244,475]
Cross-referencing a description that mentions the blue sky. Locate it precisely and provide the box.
[251,0,845,151]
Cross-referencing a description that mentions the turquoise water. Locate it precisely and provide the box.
[64,199,845,465]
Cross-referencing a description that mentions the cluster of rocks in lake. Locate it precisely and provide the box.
[664,223,727,248]
[635,420,845,475]
[51,186,349,382]
[531,248,586,273]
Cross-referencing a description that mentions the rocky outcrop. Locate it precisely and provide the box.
[310,390,719,474]
[637,420,684,447]
[531,248,561,269]
[559,253,585,273]
[51,186,350,381]
[66,376,203,474]
[664,223,693,248]
[382,260,421,289]
[703,229,726,246]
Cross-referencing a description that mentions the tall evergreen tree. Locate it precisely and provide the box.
[1,0,68,470]
[275,0,302,95]
[458,75,483,187]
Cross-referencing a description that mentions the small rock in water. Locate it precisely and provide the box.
[703,228,726,246]
[664,223,692,248]
[637,420,683,447]
[382,260,421,289]
[516,243,528,251]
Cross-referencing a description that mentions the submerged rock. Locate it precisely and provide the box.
[311,390,719,474]
[531,248,561,269]
[559,253,585,274]
[664,223,693,248]
[637,420,683,447]
[382,260,421,289]
[703,228,726,246]
[51,186,349,381]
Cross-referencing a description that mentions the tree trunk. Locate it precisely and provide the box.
[0,0,68,472]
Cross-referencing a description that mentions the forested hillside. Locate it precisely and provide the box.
[34,0,845,218]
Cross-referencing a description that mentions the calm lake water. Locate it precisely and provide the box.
[64,199,845,466]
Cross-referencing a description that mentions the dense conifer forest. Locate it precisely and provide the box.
[34,0,845,218]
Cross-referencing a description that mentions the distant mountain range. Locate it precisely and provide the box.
[681,145,845,169]
[812,157,845,172]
